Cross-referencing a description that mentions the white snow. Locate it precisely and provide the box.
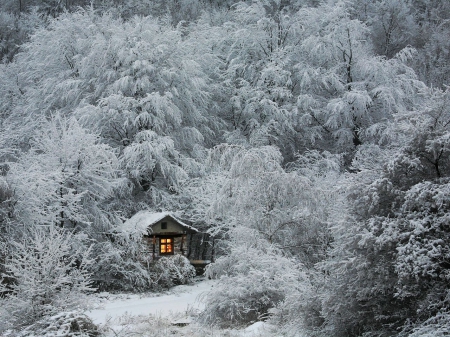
[85,279,279,336]
[86,279,215,325]
[241,321,273,336]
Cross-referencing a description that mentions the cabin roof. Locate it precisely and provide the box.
[121,211,199,235]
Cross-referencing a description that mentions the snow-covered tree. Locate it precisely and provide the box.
[211,1,308,156]
[294,1,424,158]
[185,145,340,259]
[318,88,450,336]
[3,9,220,209]
[0,226,94,332]
[361,0,418,58]
[7,114,120,229]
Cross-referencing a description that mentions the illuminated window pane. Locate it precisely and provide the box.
[159,237,173,255]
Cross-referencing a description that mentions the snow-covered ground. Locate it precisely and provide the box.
[85,278,277,337]
[87,278,214,325]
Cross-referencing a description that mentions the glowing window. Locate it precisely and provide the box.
[160,238,173,254]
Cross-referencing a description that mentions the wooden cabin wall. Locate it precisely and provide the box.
[142,236,188,259]
[142,233,214,261]
[142,236,153,254]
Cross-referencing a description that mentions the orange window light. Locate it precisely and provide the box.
[160,238,173,254]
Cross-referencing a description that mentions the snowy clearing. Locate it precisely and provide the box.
[85,278,277,337]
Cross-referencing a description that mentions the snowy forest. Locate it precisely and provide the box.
[0,0,450,336]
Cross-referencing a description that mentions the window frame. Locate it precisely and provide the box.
[159,237,174,255]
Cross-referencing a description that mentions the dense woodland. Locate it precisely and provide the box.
[0,0,450,336]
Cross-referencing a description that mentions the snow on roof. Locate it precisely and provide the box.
[120,211,199,235]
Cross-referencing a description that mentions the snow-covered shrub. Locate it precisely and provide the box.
[16,311,99,337]
[88,238,154,292]
[402,309,450,337]
[271,271,323,336]
[152,255,196,289]
[200,228,308,328]
[0,226,94,332]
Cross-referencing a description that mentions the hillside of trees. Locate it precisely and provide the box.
[0,0,449,336]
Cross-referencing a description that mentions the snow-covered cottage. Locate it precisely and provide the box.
[122,211,199,260]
